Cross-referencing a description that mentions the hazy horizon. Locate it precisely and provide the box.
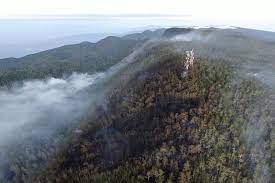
[0,0,274,58]
[0,14,275,59]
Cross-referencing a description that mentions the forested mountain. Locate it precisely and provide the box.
[1,27,274,87]
[0,28,274,183]
[34,41,273,183]
[0,36,143,86]
[0,36,142,70]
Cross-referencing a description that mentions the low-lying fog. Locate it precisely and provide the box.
[0,28,274,182]
[0,72,104,145]
[0,42,147,157]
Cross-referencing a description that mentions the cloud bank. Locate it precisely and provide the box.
[0,72,104,145]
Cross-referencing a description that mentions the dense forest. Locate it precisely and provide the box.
[32,53,272,182]
[0,28,274,183]
[0,37,143,87]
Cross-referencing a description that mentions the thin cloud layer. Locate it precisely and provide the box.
[0,72,104,144]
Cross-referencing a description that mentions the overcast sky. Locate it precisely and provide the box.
[0,0,274,22]
[0,0,274,58]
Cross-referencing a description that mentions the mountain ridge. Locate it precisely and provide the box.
[0,27,274,183]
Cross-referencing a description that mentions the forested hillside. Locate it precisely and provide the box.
[0,36,143,86]
[0,28,274,183]
[34,49,272,182]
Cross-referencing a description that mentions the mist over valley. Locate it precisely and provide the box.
[0,17,274,182]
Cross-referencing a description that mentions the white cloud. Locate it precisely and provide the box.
[0,73,104,144]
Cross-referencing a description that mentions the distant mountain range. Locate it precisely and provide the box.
[0,27,274,86]
[0,29,165,86]
[0,29,166,70]
[0,37,140,70]
[0,27,274,183]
